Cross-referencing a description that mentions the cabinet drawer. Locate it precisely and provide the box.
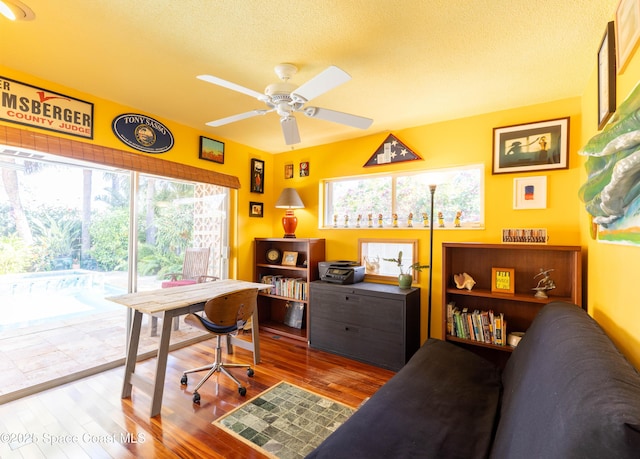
[310,316,404,370]
[312,292,403,333]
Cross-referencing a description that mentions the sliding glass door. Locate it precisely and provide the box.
[0,146,229,399]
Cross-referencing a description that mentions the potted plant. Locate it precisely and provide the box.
[383,250,429,288]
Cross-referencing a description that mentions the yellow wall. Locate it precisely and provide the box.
[3,46,640,369]
[579,49,640,370]
[272,98,583,343]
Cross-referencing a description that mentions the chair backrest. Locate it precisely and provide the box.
[182,247,210,280]
[203,288,258,329]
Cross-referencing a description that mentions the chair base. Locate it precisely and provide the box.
[180,335,254,403]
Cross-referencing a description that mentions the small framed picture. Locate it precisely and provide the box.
[285,163,294,179]
[598,21,616,130]
[281,251,299,266]
[513,176,547,210]
[493,117,569,174]
[491,267,515,294]
[616,0,640,73]
[249,201,263,218]
[251,158,264,193]
[300,161,309,177]
[199,136,224,164]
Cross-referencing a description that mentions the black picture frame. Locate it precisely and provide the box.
[251,158,264,193]
[492,117,569,174]
[199,136,225,164]
[598,21,617,130]
[249,201,263,218]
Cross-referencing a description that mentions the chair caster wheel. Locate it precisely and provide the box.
[193,392,201,404]
[238,386,247,396]
[247,368,254,377]
[180,374,188,385]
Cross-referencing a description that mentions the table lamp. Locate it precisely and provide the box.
[275,188,304,238]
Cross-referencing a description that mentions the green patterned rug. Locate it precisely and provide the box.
[213,381,354,458]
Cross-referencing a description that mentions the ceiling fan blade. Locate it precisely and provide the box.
[206,109,270,127]
[291,65,351,103]
[197,74,266,100]
[281,116,301,145]
[303,107,373,129]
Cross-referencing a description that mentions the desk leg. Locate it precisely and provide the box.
[250,310,260,365]
[149,310,174,417]
[122,310,143,398]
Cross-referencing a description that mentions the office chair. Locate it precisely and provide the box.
[180,288,258,404]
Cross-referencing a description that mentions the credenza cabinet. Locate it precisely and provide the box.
[309,281,420,371]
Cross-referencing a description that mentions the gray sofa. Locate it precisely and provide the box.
[307,302,640,458]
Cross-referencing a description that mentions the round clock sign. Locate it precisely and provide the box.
[266,248,282,264]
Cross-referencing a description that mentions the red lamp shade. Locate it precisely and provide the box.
[275,188,304,238]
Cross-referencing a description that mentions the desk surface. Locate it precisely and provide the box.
[107,279,269,314]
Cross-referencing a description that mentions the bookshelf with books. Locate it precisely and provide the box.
[442,242,582,367]
[254,238,325,342]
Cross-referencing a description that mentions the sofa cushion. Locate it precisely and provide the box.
[307,338,502,459]
[491,302,640,459]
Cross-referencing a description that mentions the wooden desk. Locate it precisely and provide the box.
[107,279,270,417]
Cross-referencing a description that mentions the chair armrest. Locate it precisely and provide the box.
[197,275,219,283]
[164,272,183,281]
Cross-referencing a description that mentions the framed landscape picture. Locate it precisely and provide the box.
[199,136,224,164]
[492,117,569,174]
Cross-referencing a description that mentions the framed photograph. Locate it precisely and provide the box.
[249,201,263,218]
[300,161,309,177]
[492,117,569,174]
[285,163,294,179]
[616,0,640,73]
[491,267,515,294]
[199,136,224,164]
[281,251,299,266]
[502,228,548,244]
[598,21,617,130]
[358,238,419,282]
[513,176,547,210]
[251,158,264,193]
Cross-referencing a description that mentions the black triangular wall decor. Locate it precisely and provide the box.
[363,133,422,167]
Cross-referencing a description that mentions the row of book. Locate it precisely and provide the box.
[260,275,308,301]
[446,302,507,346]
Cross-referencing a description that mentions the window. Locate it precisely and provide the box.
[321,164,484,229]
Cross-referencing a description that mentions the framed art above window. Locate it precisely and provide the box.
[598,21,617,130]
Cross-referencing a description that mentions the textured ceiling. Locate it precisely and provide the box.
[0,0,618,153]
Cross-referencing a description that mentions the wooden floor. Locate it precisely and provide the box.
[0,332,395,458]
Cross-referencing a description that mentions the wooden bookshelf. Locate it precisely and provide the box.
[442,242,582,367]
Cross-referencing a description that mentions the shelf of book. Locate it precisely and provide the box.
[442,242,582,367]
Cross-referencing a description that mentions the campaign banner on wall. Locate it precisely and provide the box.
[0,76,94,139]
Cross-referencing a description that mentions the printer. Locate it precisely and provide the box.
[318,260,365,284]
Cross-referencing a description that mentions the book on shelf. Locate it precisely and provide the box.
[260,274,308,301]
[448,305,508,346]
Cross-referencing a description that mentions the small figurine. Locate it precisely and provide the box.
[438,211,445,227]
[422,212,429,227]
[344,214,349,228]
[367,213,373,228]
[407,212,413,227]
[454,210,462,227]
[533,268,556,298]
[364,255,380,274]
[333,214,338,228]
[356,214,362,228]
[378,213,383,228]
[392,213,398,227]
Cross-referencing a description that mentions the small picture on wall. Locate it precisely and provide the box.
[300,161,309,177]
[251,158,264,193]
[199,136,224,164]
[513,176,547,209]
[285,163,294,179]
[249,201,263,218]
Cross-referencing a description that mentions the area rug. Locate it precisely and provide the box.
[213,381,354,459]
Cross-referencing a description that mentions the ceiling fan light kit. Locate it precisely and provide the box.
[198,63,373,145]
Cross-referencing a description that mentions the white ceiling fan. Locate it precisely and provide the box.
[197,63,373,145]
